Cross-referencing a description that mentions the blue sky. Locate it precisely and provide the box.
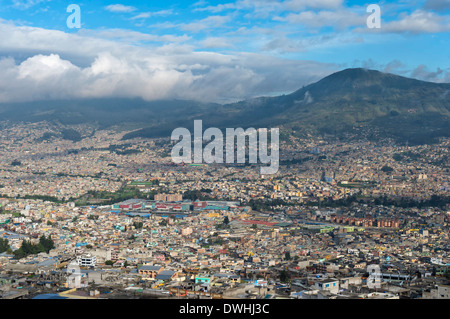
[0,0,449,103]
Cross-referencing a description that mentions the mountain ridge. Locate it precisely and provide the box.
[0,68,448,144]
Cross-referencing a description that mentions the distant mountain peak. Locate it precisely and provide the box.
[0,68,448,145]
[320,68,401,84]
[291,67,447,100]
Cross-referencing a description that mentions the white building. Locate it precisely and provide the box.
[314,278,340,295]
[66,261,84,289]
[76,254,97,267]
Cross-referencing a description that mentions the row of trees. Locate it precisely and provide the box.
[248,199,291,211]
[215,216,230,230]
[12,235,55,259]
[305,194,449,209]
[373,194,450,209]
[183,190,216,201]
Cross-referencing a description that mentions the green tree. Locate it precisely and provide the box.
[279,270,290,283]
[393,153,403,161]
[11,160,22,166]
[0,238,10,254]
[444,268,450,280]
[133,221,143,229]
[39,235,55,253]
[14,235,55,259]
[381,165,394,173]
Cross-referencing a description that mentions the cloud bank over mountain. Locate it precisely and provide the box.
[0,21,338,103]
[0,0,449,103]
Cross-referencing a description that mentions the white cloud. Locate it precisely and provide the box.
[275,9,366,29]
[181,15,232,32]
[105,4,137,13]
[130,9,174,20]
[200,37,234,48]
[18,54,79,80]
[360,9,450,34]
[12,0,50,10]
[193,2,237,13]
[0,54,82,102]
[410,64,449,83]
[351,59,450,83]
[193,0,344,16]
[383,60,408,75]
[283,0,344,10]
[85,29,191,44]
[0,21,338,104]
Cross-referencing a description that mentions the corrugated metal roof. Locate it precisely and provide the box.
[139,265,162,271]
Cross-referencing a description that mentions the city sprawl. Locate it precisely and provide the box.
[0,122,448,299]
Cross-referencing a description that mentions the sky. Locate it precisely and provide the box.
[0,0,449,103]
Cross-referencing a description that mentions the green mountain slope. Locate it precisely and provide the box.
[217,68,450,144]
[0,68,448,144]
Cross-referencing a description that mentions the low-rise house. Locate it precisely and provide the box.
[314,278,340,295]
[155,270,178,281]
[138,265,164,279]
